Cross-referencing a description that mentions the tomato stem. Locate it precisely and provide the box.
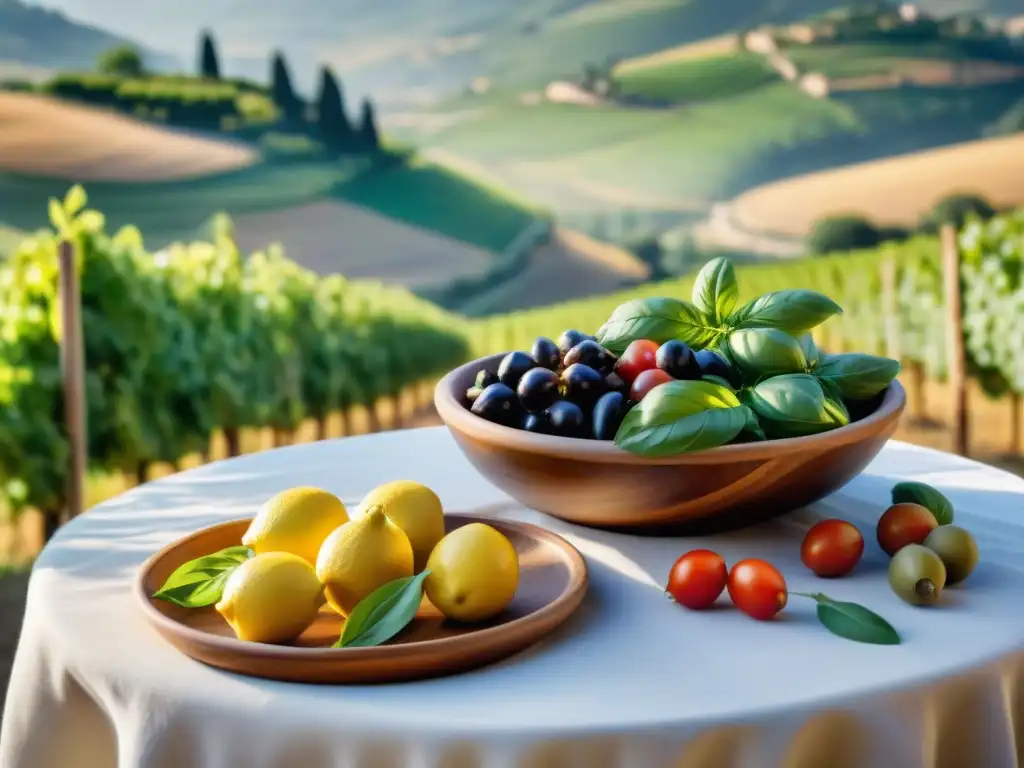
[789,591,829,602]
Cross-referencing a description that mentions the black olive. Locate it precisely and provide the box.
[465,385,483,403]
[592,391,630,440]
[604,371,629,395]
[656,340,700,380]
[474,369,499,390]
[545,400,586,438]
[531,337,561,371]
[517,367,560,412]
[470,383,524,428]
[497,351,537,389]
[557,329,594,356]
[694,348,734,382]
[560,363,605,409]
[523,412,550,434]
[563,339,617,375]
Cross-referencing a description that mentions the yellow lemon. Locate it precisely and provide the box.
[315,505,414,616]
[357,480,445,573]
[242,487,348,566]
[425,523,519,623]
[215,552,325,644]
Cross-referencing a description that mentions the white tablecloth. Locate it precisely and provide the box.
[2,427,1023,768]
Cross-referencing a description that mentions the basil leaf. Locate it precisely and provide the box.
[815,353,901,400]
[595,298,719,354]
[691,257,738,325]
[728,290,842,335]
[614,380,748,457]
[797,334,820,369]
[811,594,900,646]
[617,406,753,457]
[724,328,807,380]
[746,374,849,438]
[152,546,254,608]
[891,481,953,525]
[336,570,430,648]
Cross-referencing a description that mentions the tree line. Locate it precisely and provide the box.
[197,30,380,155]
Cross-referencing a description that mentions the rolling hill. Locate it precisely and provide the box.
[730,132,1024,237]
[0,0,164,71]
[0,91,256,180]
[23,0,1022,103]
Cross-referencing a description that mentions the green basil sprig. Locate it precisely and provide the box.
[691,256,738,325]
[814,353,901,400]
[743,374,849,438]
[724,327,808,381]
[792,592,900,645]
[891,481,954,525]
[595,297,720,355]
[335,571,430,649]
[728,289,843,334]
[614,380,762,457]
[152,545,253,608]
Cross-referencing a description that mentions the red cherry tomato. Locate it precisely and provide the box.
[614,339,660,386]
[876,503,937,557]
[629,368,674,401]
[727,559,787,620]
[801,519,864,577]
[666,549,728,610]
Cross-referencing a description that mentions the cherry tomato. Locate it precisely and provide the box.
[876,503,937,557]
[614,339,659,386]
[665,549,728,610]
[727,559,787,620]
[629,368,674,402]
[801,519,864,577]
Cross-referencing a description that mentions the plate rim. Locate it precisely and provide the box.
[134,513,589,662]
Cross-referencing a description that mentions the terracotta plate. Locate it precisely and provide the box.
[136,514,588,684]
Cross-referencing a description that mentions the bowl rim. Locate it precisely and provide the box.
[434,352,906,465]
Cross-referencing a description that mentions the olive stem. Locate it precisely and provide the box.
[789,591,830,603]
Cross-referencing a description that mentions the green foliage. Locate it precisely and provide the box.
[271,51,304,124]
[96,45,144,78]
[921,193,996,233]
[199,30,221,80]
[358,98,381,153]
[316,66,353,153]
[808,215,880,255]
[0,189,469,517]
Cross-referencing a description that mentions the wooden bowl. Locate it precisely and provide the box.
[435,353,906,534]
[136,514,588,684]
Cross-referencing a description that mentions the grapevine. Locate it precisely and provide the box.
[0,187,468,524]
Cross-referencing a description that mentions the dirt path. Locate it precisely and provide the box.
[693,201,805,257]
[459,228,649,315]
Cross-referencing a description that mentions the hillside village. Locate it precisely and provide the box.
[539,3,1024,106]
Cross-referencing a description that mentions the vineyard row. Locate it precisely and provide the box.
[0,188,468,527]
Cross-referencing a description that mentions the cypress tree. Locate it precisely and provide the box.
[358,97,380,154]
[270,50,303,123]
[199,30,221,79]
[316,66,352,152]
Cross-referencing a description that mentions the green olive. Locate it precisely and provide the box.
[923,525,978,585]
[888,544,947,606]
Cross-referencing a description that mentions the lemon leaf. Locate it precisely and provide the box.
[152,546,253,608]
[336,570,430,649]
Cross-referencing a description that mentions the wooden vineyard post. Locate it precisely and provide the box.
[1011,393,1022,456]
[940,224,968,456]
[880,254,901,362]
[58,240,87,522]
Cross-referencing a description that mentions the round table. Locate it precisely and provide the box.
[3,428,1024,768]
